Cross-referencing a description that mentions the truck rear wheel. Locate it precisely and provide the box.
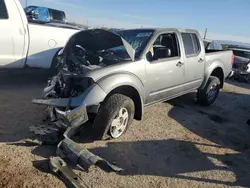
[92,94,135,140]
[197,76,220,106]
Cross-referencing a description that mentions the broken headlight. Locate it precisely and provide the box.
[57,74,94,98]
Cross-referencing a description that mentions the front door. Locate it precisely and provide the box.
[145,32,185,104]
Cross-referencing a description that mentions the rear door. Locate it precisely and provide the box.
[180,32,205,90]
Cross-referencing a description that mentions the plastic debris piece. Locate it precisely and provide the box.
[50,157,89,188]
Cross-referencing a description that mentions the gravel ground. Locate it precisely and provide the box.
[0,70,250,188]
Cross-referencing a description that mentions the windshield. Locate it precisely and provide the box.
[108,29,154,58]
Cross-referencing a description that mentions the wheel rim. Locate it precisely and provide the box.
[110,107,129,138]
[207,83,219,101]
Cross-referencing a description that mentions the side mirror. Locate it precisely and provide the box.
[146,51,153,62]
[154,47,171,60]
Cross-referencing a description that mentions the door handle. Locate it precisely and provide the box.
[176,61,184,67]
[198,58,204,63]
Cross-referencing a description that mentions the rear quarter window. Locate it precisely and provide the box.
[0,0,8,19]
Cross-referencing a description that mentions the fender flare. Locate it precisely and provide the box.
[96,73,145,119]
[199,61,224,90]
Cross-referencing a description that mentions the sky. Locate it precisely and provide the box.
[19,0,250,43]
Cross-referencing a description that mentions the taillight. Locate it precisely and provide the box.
[231,53,235,65]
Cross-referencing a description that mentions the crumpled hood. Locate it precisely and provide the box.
[64,29,135,61]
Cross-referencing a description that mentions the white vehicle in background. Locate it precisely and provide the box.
[0,0,80,69]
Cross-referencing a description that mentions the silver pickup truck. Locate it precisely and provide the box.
[33,28,233,140]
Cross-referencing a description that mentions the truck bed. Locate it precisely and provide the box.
[205,49,233,78]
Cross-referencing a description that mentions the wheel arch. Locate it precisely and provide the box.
[105,85,143,120]
[97,74,145,120]
[200,62,225,90]
[210,67,224,88]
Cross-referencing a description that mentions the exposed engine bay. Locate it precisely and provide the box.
[44,29,135,98]
[58,29,134,73]
[44,71,94,98]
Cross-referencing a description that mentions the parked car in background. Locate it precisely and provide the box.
[0,0,79,69]
[33,28,234,140]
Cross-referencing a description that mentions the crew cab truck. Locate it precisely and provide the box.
[0,0,79,68]
[33,28,233,140]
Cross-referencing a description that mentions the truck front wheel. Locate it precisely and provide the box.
[197,76,220,106]
[92,94,135,140]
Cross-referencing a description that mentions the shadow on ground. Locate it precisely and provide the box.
[89,139,239,186]
[168,90,250,152]
[167,90,250,187]
[87,89,250,187]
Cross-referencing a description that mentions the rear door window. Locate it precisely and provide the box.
[0,0,8,19]
[191,33,200,53]
[181,33,201,56]
[181,33,194,55]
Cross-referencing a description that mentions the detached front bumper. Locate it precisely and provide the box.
[32,97,89,130]
[53,105,88,128]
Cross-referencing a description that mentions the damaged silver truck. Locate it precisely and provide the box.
[33,28,233,140]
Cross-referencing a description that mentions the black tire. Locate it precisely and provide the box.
[197,76,220,106]
[92,94,135,140]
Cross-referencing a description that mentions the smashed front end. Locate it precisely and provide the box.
[32,72,107,137]
[32,29,135,136]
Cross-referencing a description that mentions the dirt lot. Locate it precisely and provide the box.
[0,70,250,188]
